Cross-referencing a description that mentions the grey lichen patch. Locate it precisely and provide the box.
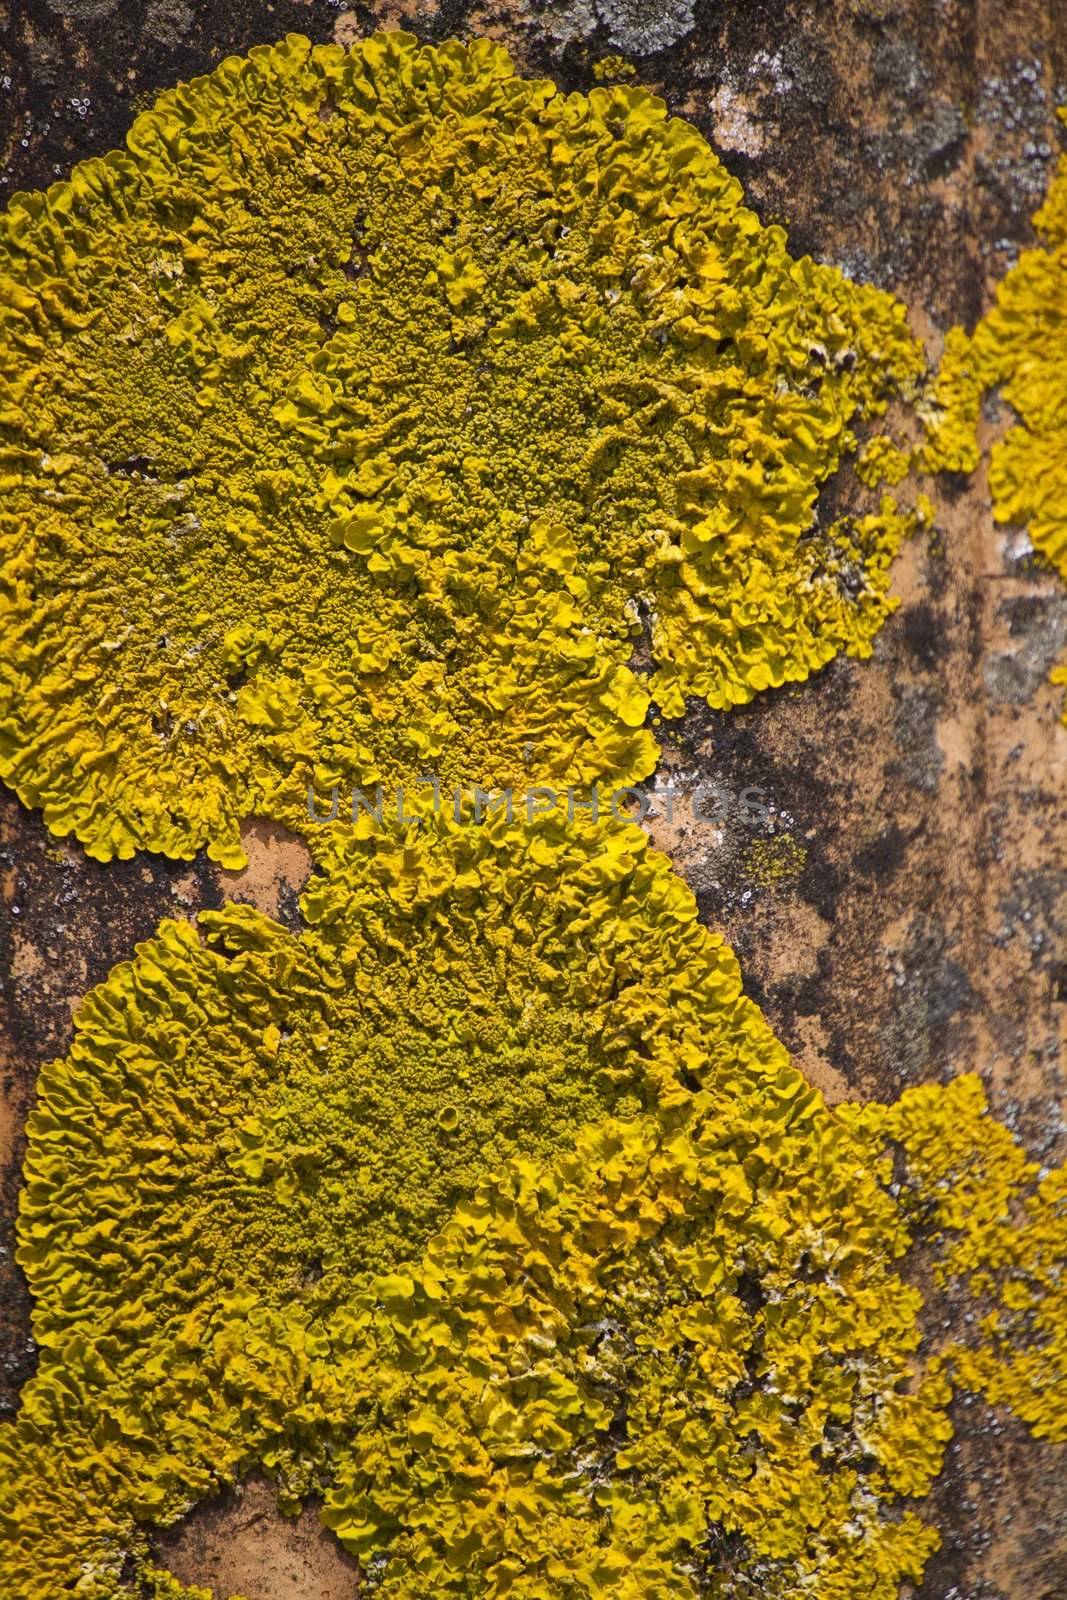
[522,0,694,53]
[883,915,976,1080]
[892,685,946,792]
[44,0,119,18]
[996,867,1067,976]
[977,58,1064,243]
[144,0,196,48]
[526,0,598,45]
[984,594,1067,704]
[709,78,764,156]
[596,0,695,53]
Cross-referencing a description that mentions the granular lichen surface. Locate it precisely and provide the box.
[3,814,1066,1599]
[0,31,923,867]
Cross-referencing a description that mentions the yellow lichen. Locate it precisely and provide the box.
[849,1076,1067,1443]
[922,113,1067,715]
[856,433,911,487]
[2,34,1065,1600]
[0,31,923,866]
[317,1105,949,1599]
[592,54,638,81]
[743,831,808,887]
[2,814,1063,1598]
[0,816,934,1596]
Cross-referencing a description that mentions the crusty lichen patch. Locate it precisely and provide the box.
[923,111,1067,718]
[856,1075,1067,1442]
[0,30,923,868]
[744,829,807,888]
[1,813,1064,1600]
[0,816,775,1595]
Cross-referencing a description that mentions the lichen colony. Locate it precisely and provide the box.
[0,32,1064,1600]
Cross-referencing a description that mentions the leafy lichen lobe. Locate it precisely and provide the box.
[0,30,922,866]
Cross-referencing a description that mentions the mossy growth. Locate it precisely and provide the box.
[2,815,1064,1599]
[922,112,1067,715]
[0,30,923,868]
